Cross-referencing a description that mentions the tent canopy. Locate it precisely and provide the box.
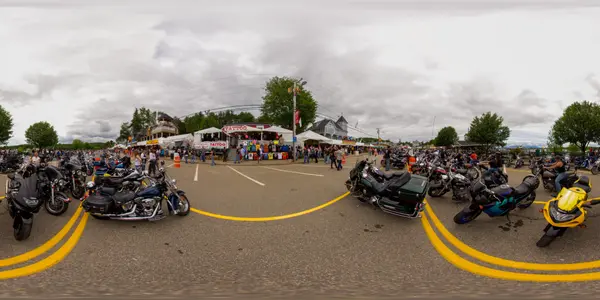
[263,125,292,134]
[297,130,330,142]
[195,127,221,134]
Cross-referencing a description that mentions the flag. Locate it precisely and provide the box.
[294,109,302,127]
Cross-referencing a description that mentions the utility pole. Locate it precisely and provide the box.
[289,78,307,162]
[376,128,381,145]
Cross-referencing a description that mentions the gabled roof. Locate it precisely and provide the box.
[308,119,346,134]
[336,115,348,124]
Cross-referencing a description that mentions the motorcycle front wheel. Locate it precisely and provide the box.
[536,234,557,248]
[592,166,599,175]
[13,216,33,241]
[428,181,447,198]
[71,184,85,199]
[45,194,70,216]
[453,208,482,224]
[176,195,191,216]
[517,191,536,209]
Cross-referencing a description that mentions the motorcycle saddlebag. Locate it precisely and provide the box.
[388,174,429,205]
[82,194,114,214]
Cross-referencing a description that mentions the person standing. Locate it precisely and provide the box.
[384,146,392,171]
[335,147,343,171]
[148,150,157,176]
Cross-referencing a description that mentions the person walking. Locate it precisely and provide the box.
[335,147,343,171]
[148,150,157,176]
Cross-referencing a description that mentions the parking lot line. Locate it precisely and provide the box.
[424,200,600,271]
[194,164,199,181]
[0,205,83,267]
[421,212,600,282]
[261,166,324,177]
[191,191,349,222]
[227,166,265,186]
[0,213,89,280]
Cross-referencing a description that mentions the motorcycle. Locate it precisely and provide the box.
[4,165,44,240]
[93,169,148,194]
[38,164,72,216]
[453,169,539,224]
[428,166,472,202]
[82,168,190,221]
[540,167,581,193]
[61,161,87,199]
[345,159,429,218]
[514,157,524,169]
[536,176,596,247]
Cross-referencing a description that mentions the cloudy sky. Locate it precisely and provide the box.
[1,0,599,145]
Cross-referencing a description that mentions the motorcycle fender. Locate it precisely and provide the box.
[543,225,566,237]
[176,190,186,196]
[57,191,71,203]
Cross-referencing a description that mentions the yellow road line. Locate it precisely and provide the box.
[0,213,89,280]
[425,201,600,271]
[0,206,83,267]
[422,212,600,282]
[191,192,349,222]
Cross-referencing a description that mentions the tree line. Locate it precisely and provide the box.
[430,100,600,155]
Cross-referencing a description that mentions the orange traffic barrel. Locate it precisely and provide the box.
[408,156,416,173]
[174,154,181,168]
[342,154,346,165]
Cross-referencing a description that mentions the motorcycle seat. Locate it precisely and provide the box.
[99,187,117,195]
[511,182,532,198]
[456,169,468,175]
[104,177,125,186]
[383,171,405,180]
[112,191,135,205]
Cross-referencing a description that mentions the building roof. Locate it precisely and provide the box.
[336,115,348,124]
[309,119,346,135]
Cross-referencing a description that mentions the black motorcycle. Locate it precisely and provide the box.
[38,165,72,216]
[345,159,429,218]
[428,166,472,202]
[83,168,190,221]
[5,165,44,240]
[60,162,87,199]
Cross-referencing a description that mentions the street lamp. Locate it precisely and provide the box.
[289,78,307,161]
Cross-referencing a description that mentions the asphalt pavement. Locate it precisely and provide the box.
[2,158,600,298]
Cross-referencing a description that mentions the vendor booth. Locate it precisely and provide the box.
[222,123,292,161]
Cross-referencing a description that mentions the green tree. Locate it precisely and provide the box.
[117,122,131,143]
[25,121,59,149]
[236,112,255,123]
[0,105,13,145]
[465,112,510,155]
[201,113,220,129]
[546,129,563,153]
[551,101,600,153]
[183,113,204,133]
[434,126,459,147]
[260,76,317,133]
[71,139,85,150]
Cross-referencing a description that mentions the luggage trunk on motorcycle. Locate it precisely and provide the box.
[82,194,114,214]
[379,174,429,216]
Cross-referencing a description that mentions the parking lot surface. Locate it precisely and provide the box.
[2,158,600,298]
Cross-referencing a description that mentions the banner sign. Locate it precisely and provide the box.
[195,141,228,149]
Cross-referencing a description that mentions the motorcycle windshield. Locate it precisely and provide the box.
[556,188,586,211]
[14,174,39,199]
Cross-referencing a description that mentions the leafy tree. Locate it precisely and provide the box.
[201,113,220,129]
[173,117,187,134]
[117,122,131,143]
[237,112,255,123]
[25,121,59,149]
[465,112,510,155]
[551,101,600,153]
[0,105,13,145]
[546,129,563,153]
[71,139,85,150]
[260,76,317,133]
[434,126,459,147]
[566,144,581,155]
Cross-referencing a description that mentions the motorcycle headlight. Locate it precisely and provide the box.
[441,175,448,180]
[549,205,577,222]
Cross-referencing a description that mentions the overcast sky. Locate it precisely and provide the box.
[1,0,599,145]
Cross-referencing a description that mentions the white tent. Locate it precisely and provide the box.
[297,130,330,142]
[263,125,292,134]
[195,127,221,134]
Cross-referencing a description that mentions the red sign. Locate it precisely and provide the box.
[195,141,227,149]
[222,125,248,134]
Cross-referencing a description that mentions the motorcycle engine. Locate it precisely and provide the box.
[137,197,159,216]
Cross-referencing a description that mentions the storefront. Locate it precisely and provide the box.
[222,123,292,161]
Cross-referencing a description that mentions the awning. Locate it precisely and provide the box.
[262,126,292,134]
[296,130,330,142]
[195,127,221,134]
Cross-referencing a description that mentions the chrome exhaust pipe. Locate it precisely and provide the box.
[90,204,138,218]
[109,203,160,221]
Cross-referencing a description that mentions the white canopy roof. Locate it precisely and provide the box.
[195,127,221,134]
[263,125,292,134]
[329,139,343,145]
[297,130,330,142]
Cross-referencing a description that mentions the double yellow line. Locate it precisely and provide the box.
[422,201,600,281]
[0,179,91,279]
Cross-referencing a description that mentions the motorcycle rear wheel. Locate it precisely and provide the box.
[592,167,599,175]
[517,192,536,209]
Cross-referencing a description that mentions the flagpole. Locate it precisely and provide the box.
[292,81,297,162]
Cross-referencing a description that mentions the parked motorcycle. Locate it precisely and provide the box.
[536,176,596,247]
[4,165,44,240]
[453,169,539,224]
[61,161,87,199]
[345,159,429,218]
[428,166,472,202]
[82,168,190,220]
[38,164,72,216]
[514,157,524,169]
